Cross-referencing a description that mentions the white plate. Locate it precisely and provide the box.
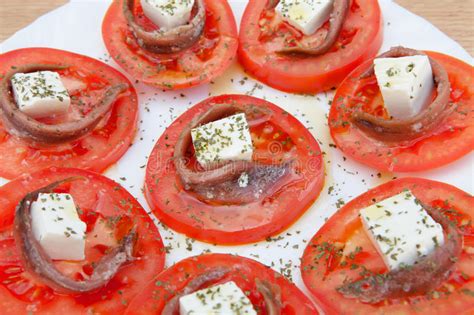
[1,0,473,309]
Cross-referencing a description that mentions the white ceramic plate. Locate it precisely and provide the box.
[1,0,473,308]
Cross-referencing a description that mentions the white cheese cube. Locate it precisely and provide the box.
[179,281,257,315]
[360,190,444,271]
[191,113,253,167]
[11,71,71,119]
[31,193,87,261]
[374,55,434,119]
[140,0,195,31]
[276,0,334,35]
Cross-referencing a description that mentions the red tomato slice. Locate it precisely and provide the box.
[238,0,383,94]
[0,168,165,314]
[102,0,238,90]
[301,178,474,315]
[329,51,474,172]
[0,48,138,179]
[145,94,324,244]
[125,253,318,315]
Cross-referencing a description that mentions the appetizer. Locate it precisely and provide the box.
[145,94,324,244]
[301,178,473,314]
[124,253,318,314]
[0,48,138,179]
[102,0,238,90]
[238,0,383,93]
[329,46,474,172]
[0,168,165,313]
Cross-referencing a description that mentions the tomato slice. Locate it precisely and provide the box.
[102,0,238,90]
[0,48,138,179]
[329,51,474,172]
[0,168,165,313]
[238,0,383,94]
[124,253,318,315]
[145,94,324,244]
[301,178,474,314]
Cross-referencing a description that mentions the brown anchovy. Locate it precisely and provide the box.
[190,162,295,204]
[13,178,137,294]
[161,267,230,315]
[266,0,280,9]
[352,46,453,142]
[337,204,462,304]
[0,64,127,144]
[256,278,282,315]
[173,103,273,188]
[277,0,350,56]
[123,0,206,54]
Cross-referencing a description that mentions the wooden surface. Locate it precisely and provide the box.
[0,0,473,55]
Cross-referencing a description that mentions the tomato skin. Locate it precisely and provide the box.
[102,0,238,90]
[125,253,318,315]
[0,48,138,179]
[0,168,165,314]
[329,52,474,172]
[301,178,474,315]
[145,94,324,244]
[238,0,383,94]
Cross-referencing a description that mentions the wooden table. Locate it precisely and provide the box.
[1,0,473,56]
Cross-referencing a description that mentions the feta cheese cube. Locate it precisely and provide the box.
[31,193,87,261]
[179,281,257,315]
[360,190,444,271]
[276,0,334,35]
[191,113,253,167]
[140,0,195,31]
[11,71,71,119]
[374,55,434,119]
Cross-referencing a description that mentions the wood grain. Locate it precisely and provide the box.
[396,0,474,56]
[0,0,473,56]
[0,0,67,44]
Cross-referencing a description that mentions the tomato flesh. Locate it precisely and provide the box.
[145,95,325,244]
[238,0,383,93]
[102,0,238,90]
[125,253,318,315]
[329,51,474,172]
[0,168,165,314]
[301,178,474,314]
[0,48,138,179]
